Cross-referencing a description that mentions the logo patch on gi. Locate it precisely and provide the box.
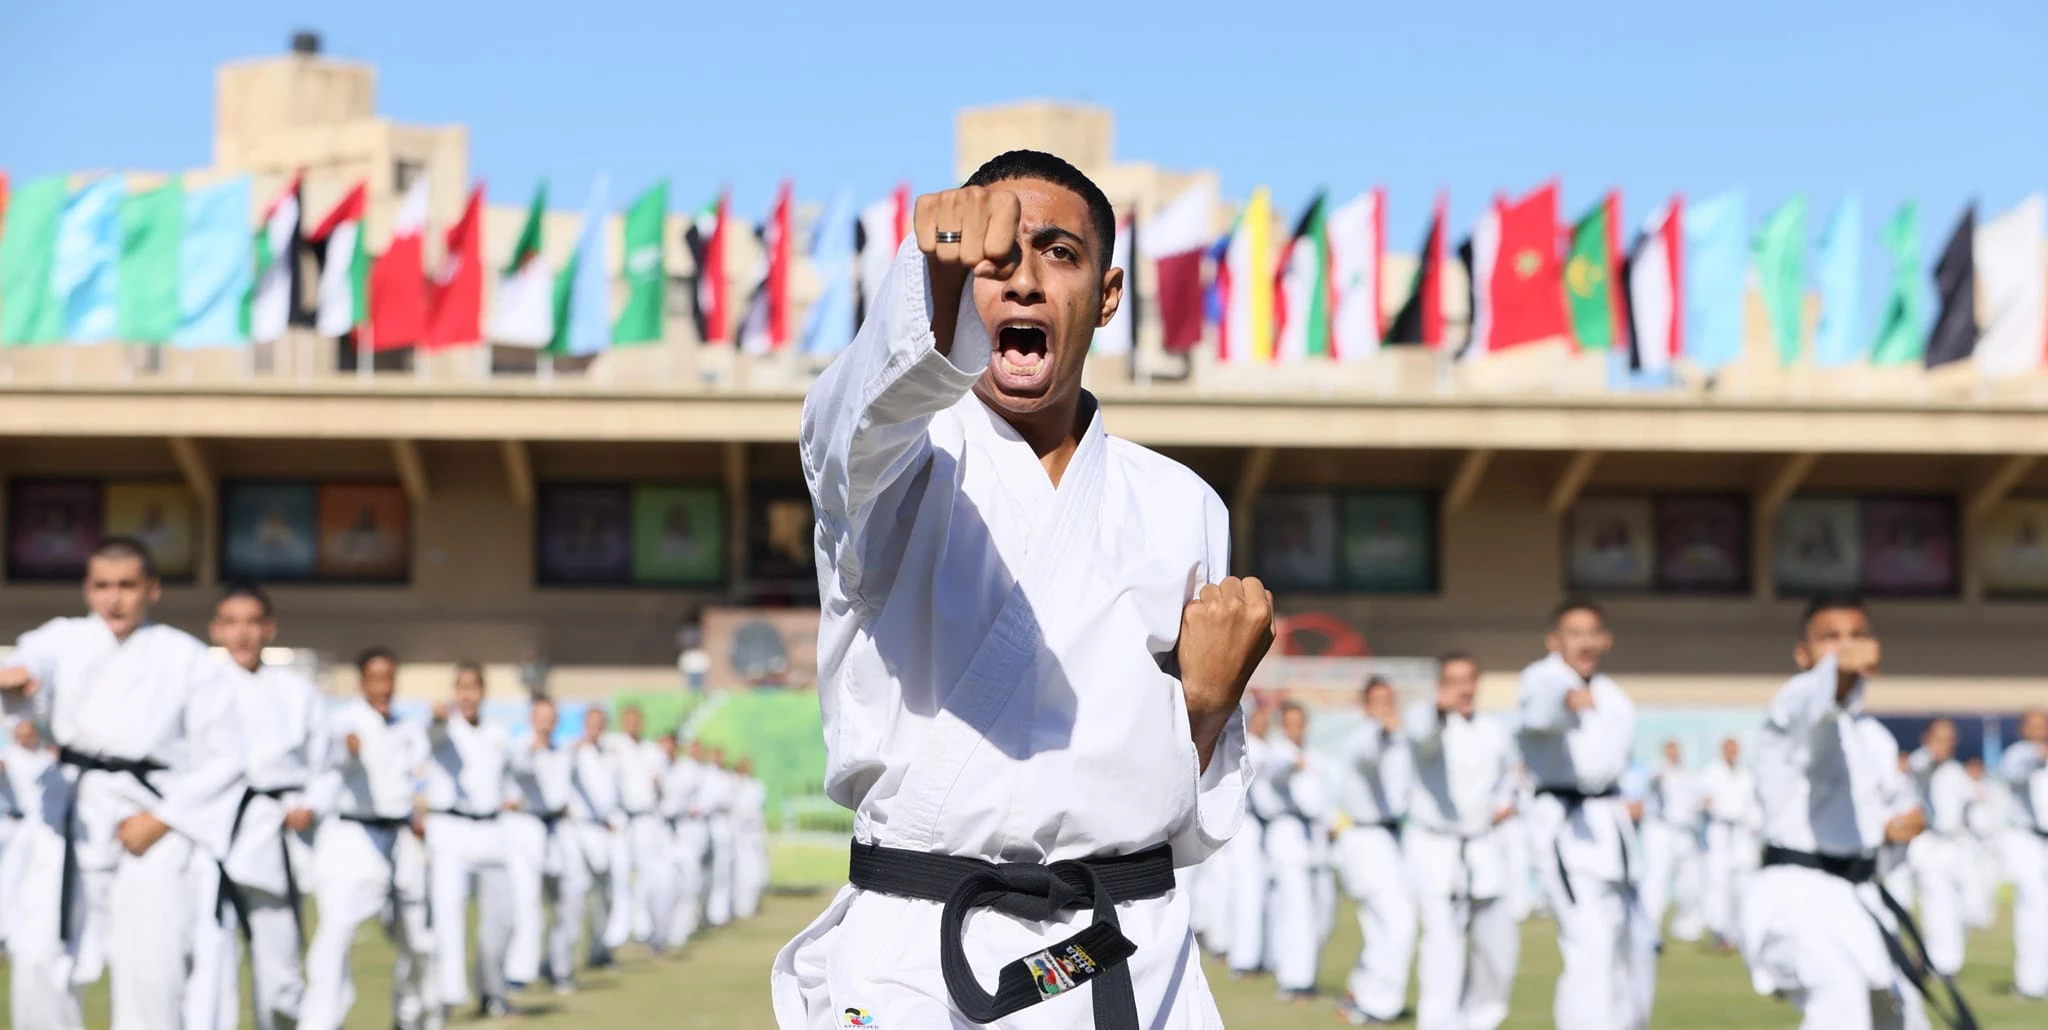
[1025,950,1077,998]
[839,1006,878,1027]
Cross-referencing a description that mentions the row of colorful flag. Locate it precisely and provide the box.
[1,169,2043,380]
[1192,185,2048,381]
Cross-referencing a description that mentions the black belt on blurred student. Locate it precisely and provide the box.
[222,785,305,942]
[1536,785,1625,905]
[340,812,412,831]
[846,839,1176,1030]
[56,746,166,945]
[430,808,499,821]
[1762,845,1978,1030]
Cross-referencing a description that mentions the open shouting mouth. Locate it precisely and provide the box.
[993,319,1053,394]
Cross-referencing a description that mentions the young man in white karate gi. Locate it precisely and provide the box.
[732,756,770,920]
[1741,594,1973,1030]
[773,152,1271,1030]
[1907,718,1975,986]
[0,720,62,995]
[1225,706,1274,980]
[1639,739,1706,945]
[665,738,713,949]
[189,584,326,1030]
[1335,677,1416,1025]
[1260,701,1332,1003]
[605,704,677,951]
[0,537,247,1030]
[564,707,626,971]
[701,747,739,929]
[1958,759,2000,932]
[2001,708,2048,1002]
[504,696,576,995]
[1516,597,1656,1030]
[1699,736,1759,951]
[299,647,438,1030]
[423,662,515,1017]
[1399,651,1519,1030]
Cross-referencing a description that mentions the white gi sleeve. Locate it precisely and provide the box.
[1516,655,1576,735]
[1489,724,1519,818]
[1568,688,1634,793]
[2002,742,2046,787]
[1931,767,1971,835]
[1764,654,1856,764]
[1169,487,1250,863]
[1401,699,1445,756]
[300,710,346,818]
[1,618,66,727]
[801,237,991,607]
[298,683,330,804]
[155,649,248,859]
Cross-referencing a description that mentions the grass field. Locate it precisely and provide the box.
[4,843,2039,1027]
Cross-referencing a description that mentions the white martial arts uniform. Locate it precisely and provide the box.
[189,662,326,1030]
[1959,774,2001,931]
[700,762,738,929]
[1700,756,1760,945]
[772,237,1251,1030]
[1335,718,1416,1020]
[1739,655,1931,1030]
[2000,740,2048,999]
[1516,653,1655,1030]
[734,772,770,920]
[423,713,514,1009]
[0,737,61,957]
[1499,771,1540,922]
[504,735,575,987]
[0,732,22,888]
[1258,737,1332,995]
[1226,731,1273,976]
[1403,699,1519,1030]
[298,701,437,1030]
[1,617,246,1030]
[605,731,677,949]
[663,754,710,949]
[561,738,625,967]
[1639,760,1705,944]
[1906,749,1975,978]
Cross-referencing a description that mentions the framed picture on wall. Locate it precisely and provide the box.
[104,482,197,581]
[7,480,103,581]
[317,483,410,582]
[1566,496,1654,591]
[1862,496,1957,596]
[1774,497,1862,594]
[1338,491,1436,593]
[1653,494,1750,593]
[221,481,319,581]
[1979,500,2048,597]
[1254,492,1339,591]
[536,484,632,584]
[747,483,818,594]
[631,485,725,585]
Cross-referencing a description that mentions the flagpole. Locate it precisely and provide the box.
[359,324,373,385]
[540,353,555,387]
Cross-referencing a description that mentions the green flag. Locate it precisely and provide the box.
[0,176,68,345]
[118,179,184,344]
[1753,196,1807,365]
[1565,193,1622,351]
[1870,201,1925,366]
[549,250,579,356]
[613,180,668,345]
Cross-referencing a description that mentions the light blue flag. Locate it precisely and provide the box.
[566,175,612,356]
[1811,194,1864,367]
[1682,190,1748,373]
[801,186,857,355]
[173,177,252,348]
[53,176,124,342]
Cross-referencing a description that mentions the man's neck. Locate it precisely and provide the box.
[238,657,262,674]
[978,389,1090,485]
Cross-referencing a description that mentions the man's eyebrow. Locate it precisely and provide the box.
[1024,224,1087,249]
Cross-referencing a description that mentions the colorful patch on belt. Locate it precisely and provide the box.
[1024,949,1077,998]
[840,1006,877,1027]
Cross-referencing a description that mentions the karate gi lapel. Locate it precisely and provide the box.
[896,397,1111,851]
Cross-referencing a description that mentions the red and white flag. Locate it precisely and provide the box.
[1625,198,1685,375]
[1328,187,1385,362]
[424,183,484,348]
[857,184,910,322]
[1143,180,1216,355]
[740,181,793,355]
[369,174,431,350]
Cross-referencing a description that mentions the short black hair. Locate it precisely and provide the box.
[355,646,397,674]
[1799,592,1869,637]
[1437,650,1478,672]
[1551,596,1606,629]
[89,536,156,579]
[1361,675,1393,697]
[962,149,1117,270]
[215,581,274,619]
[454,660,485,684]
[530,694,556,710]
[1279,699,1308,718]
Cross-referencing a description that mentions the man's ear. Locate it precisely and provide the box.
[1793,642,1813,671]
[1096,265,1125,329]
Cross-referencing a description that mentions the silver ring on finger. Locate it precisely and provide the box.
[934,230,963,244]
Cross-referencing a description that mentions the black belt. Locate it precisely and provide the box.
[1762,846,1979,1030]
[846,839,1176,1030]
[1537,785,1627,906]
[55,747,167,945]
[340,812,413,831]
[221,786,305,943]
[429,808,499,821]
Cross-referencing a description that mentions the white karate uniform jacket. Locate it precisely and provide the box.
[774,238,1250,1029]
[1515,654,1640,885]
[1404,701,1517,901]
[222,663,327,895]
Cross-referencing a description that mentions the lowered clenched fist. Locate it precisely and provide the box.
[1177,577,1276,766]
[914,186,1022,355]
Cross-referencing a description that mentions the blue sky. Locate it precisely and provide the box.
[3,0,2043,257]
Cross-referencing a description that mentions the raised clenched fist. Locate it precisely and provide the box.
[1836,639,1881,679]
[1177,576,1277,767]
[914,186,1022,355]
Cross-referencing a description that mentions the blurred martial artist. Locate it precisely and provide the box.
[424,662,515,1017]
[298,648,438,1030]
[2000,708,2048,1001]
[1907,718,1974,984]
[1400,651,1519,1030]
[1226,705,1274,979]
[732,756,769,920]
[1958,759,2000,932]
[1640,739,1706,945]
[666,739,713,949]
[564,708,625,970]
[702,747,738,928]
[1517,597,1656,1030]
[1260,700,1333,1002]
[504,697,576,995]
[1701,736,1760,951]
[1335,676,1416,1024]
[605,704,677,951]
[0,538,245,1030]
